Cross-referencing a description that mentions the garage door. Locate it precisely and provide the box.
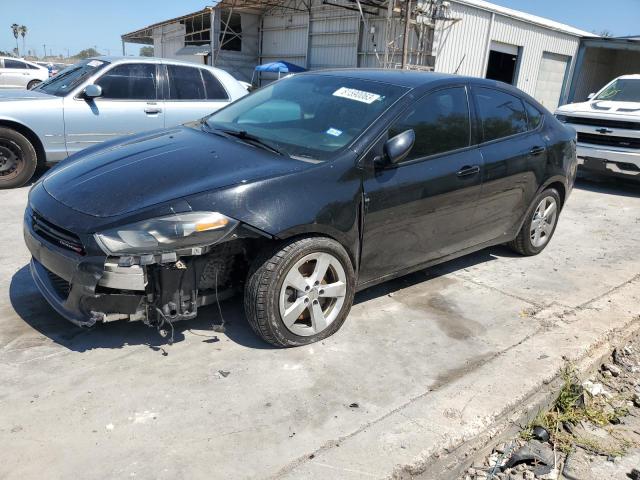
[534,52,571,110]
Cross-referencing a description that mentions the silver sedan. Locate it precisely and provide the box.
[0,56,248,188]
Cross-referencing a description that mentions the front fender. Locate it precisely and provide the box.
[185,155,363,265]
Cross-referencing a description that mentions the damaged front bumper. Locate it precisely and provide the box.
[24,203,261,329]
[25,215,146,327]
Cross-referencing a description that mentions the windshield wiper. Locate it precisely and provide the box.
[218,128,286,156]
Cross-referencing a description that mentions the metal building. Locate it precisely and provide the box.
[121,0,596,109]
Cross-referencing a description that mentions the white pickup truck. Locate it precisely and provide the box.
[555,75,640,180]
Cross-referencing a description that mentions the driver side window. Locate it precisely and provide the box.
[389,86,471,162]
[95,63,158,100]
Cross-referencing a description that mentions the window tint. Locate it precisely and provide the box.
[27,63,39,70]
[525,102,543,130]
[4,59,26,69]
[202,70,228,100]
[475,87,528,141]
[389,87,471,161]
[95,63,157,100]
[167,65,206,100]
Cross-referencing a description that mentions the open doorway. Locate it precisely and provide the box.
[486,42,520,85]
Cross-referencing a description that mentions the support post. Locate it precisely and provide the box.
[401,0,411,69]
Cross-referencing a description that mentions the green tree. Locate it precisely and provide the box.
[74,47,100,59]
[139,46,154,57]
[10,23,20,56]
[19,25,27,56]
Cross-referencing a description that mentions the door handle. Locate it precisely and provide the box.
[529,146,546,156]
[144,107,162,114]
[456,165,480,177]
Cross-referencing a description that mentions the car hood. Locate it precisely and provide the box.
[42,126,311,218]
[556,100,640,118]
[0,89,55,102]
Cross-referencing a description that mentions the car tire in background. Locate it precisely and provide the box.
[509,188,562,256]
[0,127,38,189]
[245,236,356,347]
[27,80,42,90]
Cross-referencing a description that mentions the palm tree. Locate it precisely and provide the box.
[11,23,20,56]
[19,26,27,57]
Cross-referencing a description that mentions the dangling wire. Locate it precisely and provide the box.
[212,267,226,333]
[155,307,175,345]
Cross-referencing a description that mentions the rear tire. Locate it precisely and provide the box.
[244,237,356,347]
[508,188,561,256]
[0,127,38,189]
[27,80,42,90]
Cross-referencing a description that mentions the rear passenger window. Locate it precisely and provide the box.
[4,59,27,69]
[167,65,206,100]
[389,86,471,161]
[474,87,528,142]
[202,70,229,100]
[525,102,543,130]
[96,63,157,100]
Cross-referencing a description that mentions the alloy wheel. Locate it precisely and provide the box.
[530,196,558,248]
[278,252,347,336]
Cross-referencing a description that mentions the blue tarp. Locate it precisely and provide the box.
[254,61,306,74]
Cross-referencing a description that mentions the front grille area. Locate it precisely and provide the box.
[44,266,71,300]
[31,211,85,255]
[577,132,640,150]
[564,116,640,130]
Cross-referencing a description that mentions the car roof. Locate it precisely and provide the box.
[300,68,507,90]
[92,55,216,68]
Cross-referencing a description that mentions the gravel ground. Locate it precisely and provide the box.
[460,335,640,480]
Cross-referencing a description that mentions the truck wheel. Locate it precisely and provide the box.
[509,188,561,256]
[245,237,356,347]
[27,80,42,90]
[0,128,38,189]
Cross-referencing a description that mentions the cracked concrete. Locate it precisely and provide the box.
[0,177,639,479]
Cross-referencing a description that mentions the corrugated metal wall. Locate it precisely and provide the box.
[572,47,640,101]
[433,0,581,100]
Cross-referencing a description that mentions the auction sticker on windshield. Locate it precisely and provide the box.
[333,87,381,104]
[87,60,104,68]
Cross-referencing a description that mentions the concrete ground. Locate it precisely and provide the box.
[0,175,639,480]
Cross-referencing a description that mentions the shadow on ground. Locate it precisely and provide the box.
[9,265,270,353]
[574,174,640,198]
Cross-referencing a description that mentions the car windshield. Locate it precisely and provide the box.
[205,74,408,160]
[595,78,640,102]
[35,59,110,97]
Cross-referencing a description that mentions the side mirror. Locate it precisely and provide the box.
[587,92,595,100]
[382,129,415,165]
[82,84,103,99]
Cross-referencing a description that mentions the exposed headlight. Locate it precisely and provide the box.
[94,212,238,255]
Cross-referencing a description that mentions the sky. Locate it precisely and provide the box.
[1,0,638,58]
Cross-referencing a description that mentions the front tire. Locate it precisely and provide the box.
[0,127,38,189]
[244,237,356,347]
[509,188,561,256]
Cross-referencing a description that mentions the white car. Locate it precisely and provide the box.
[555,75,640,180]
[0,57,49,89]
[0,56,249,188]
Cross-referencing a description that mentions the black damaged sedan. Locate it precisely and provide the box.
[24,70,577,347]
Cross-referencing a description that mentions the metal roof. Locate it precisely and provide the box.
[453,0,597,38]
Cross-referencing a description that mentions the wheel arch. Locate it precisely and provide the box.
[539,175,568,208]
[0,119,46,167]
[273,225,359,271]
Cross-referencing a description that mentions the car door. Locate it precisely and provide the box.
[470,87,549,244]
[63,62,164,155]
[1,59,31,88]
[162,64,232,126]
[359,86,485,284]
